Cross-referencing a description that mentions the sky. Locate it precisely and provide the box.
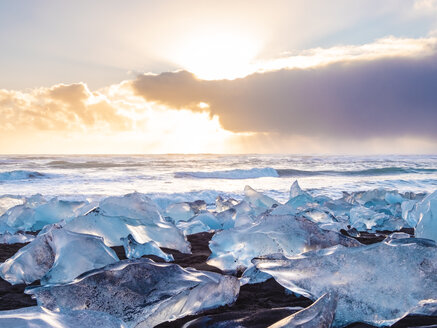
[1,0,437,154]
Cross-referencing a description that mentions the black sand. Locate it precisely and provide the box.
[1,231,436,327]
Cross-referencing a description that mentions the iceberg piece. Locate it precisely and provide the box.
[286,181,314,210]
[216,196,239,212]
[0,306,126,328]
[121,234,173,262]
[176,219,211,235]
[401,199,418,227]
[348,205,404,231]
[0,195,24,216]
[268,293,336,328]
[64,207,190,252]
[208,214,360,273]
[243,186,278,213]
[98,192,163,223]
[27,258,240,328]
[415,190,437,242]
[0,225,118,285]
[0,232,35,244]
[0,195,88,233]
[254,238,437,327]
[165,200,207,223]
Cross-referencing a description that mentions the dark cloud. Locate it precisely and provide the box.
[132,53,437,139]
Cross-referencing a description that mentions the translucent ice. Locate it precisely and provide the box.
[0,306,126,328]
[254,238,437,327]
[0,232,35,244]
[243,185,278,213]
[121,234,174,262]
[208,214,360,273]
[415,190,437,242]
[165,200,207,223]
[268,293,336,328]
[0,225,118,285]
[27,258,240,327]
[64,207,190,252]
[0,195,88,233]
[286,181,314,210]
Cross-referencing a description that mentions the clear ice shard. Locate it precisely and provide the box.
[0,225,119,285]
[63,193,191,253]
[243,185,278,213]
[254,238,437,327]
[207,214,361,273]
[0,232,35,244]
[27,258,240,328]
[268,293,336,328]
[415,190,437,242]
[121,234,174,262]
[0,195,88,233]
[0,306,126,328]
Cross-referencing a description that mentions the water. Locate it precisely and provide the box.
[0,154,436,204]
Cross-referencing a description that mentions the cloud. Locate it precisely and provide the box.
[132,39,437,140]
[0,82,131,132]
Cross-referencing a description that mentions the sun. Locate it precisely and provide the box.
[171,31,261,80]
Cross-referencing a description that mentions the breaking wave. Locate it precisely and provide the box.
[175,167,279,179]
[175,167,436,179]
[0,170,50,181]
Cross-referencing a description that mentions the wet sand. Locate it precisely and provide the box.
[1,231,436,327]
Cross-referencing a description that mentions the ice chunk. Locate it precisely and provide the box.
[216,196,239,212]
[254,238,437,327]
[165,200,207,223]
[121,234,173,262]
[0,306,126,328]
[0,225,118,285]
[349,206,389,231]
[165,202,195,222]
[0,196,24,216]
[268,293,336,328]
[27,258,240,327]
[415,190,437,242]
[243,186,278,213]
[286,181,314,210]
[177,220,211,235]
[401,199,418,227]
[64,207,190,252]
[208,214,360,273]
[99,192,163,223]
[0,232,35,244]
[0,196,88,233]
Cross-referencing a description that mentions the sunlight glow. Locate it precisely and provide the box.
[172,32,261,80]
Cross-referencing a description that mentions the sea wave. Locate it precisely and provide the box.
[175,166,436,179]
[46,160,146,169]
[0,170,50,181]
[277,167,437,177]
[175,167,279,179]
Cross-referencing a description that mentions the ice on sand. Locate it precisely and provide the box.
[207,214,360,273]
[63,192,191,253]
[0,306,126,328]
[254,238,437,327]
[0,225,118,285]
[121,234,173,262]
[27,258,240,328]
[268,293,336,328]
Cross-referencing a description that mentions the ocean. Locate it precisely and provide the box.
[0,154,436,205]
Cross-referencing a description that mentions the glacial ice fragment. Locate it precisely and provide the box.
[268,293,337,328]
[27,258,240,328]
[207,214,360,273]
[243,186,278,213]
[63,193,191,253]
[0,195,88,233]
[0,225,118,285]
[415,190,437,242]
[121,234,173,261]
[254,238,437,327]
[0,232,35,244]
[0,306,126,328]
